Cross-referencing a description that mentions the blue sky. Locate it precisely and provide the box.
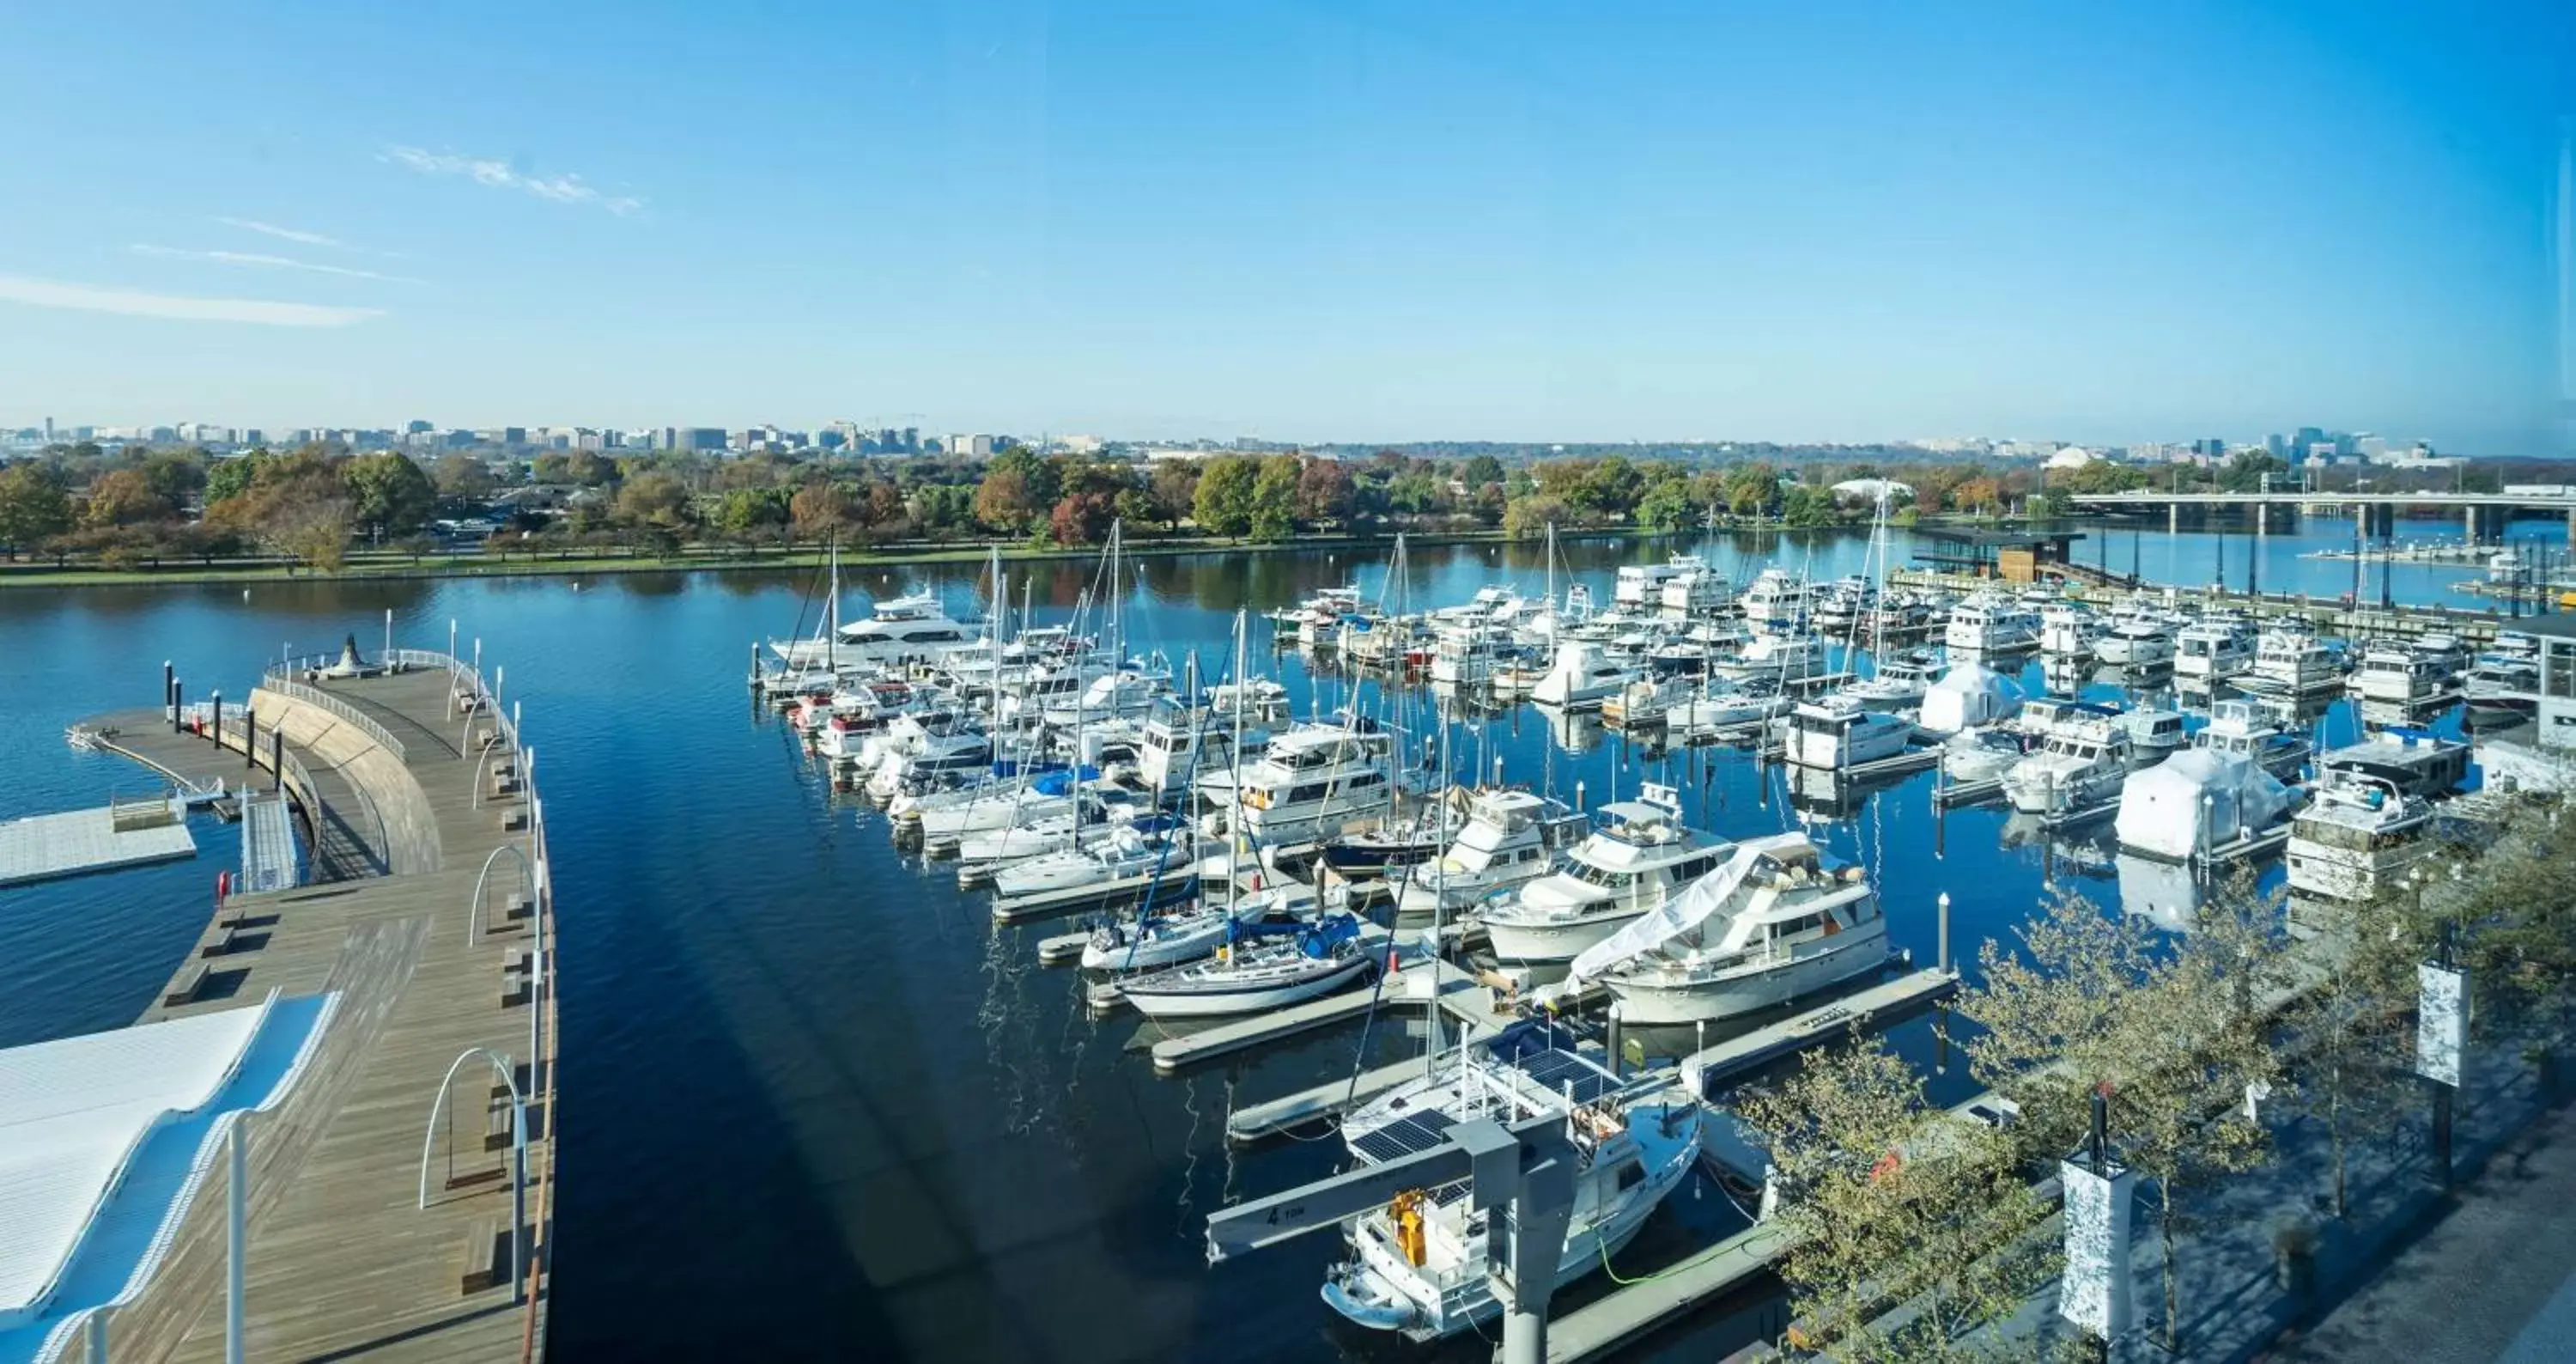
[1,1,2567,452]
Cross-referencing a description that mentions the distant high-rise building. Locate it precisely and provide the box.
[2264,433,2289,459]
[42,417,52,441]
[405,419,434,435]
[901,426,920,454]
[503,427,528,446]
[687,428,726,453]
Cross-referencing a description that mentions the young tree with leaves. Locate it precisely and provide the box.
[1967,891,2284,1352]
[1742,1038,2057,1362]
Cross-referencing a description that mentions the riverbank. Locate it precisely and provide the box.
[0,526,1648,588]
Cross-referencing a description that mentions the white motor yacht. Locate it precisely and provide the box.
[830,592,977,666]
[2002,714,2130,816]
[1664,679,1793,737]
[1615,557,1699,608]
[2241,626,2343,697]
[1555,833,1889,1024]
[1740,568,1811,632]
[1394,789,1589,916]
[1478,785,1730,963]
[1782,695,1916,771]
[1945,594,2042,654]
[1227,719,1399,844]
[1710,631,1828,685]
[1321,1021,1701,1339]
[1531,639,1638,710]
[2190,700,2311,781]
[2174,618,2254,681]
[2038,604,2103,656]
[2092,612,2178,667]
[2350,643,2453,703]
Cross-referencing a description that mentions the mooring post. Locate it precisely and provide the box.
[1938,892,1952,974]
[172,679,185,734]
[210,691,222,752]
[163,660,174,722]
[270,728,284,795]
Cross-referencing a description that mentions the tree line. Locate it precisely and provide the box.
[1742,796,2576,1359]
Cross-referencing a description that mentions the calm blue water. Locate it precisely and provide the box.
[0,515,2512,1361]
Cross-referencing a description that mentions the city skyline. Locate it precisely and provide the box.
[1,3,2569,454]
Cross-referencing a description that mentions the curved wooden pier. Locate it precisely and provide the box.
[70,649,558,1364]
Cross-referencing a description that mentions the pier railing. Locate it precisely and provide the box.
[404,645,557,1361]
[258,676,410,760]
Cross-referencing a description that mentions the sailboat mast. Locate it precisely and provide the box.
[1228,608,1247,916]
[825,537,839,674]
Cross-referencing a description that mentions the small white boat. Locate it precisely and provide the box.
[1479,785,1729,963]
[1394,789,1588,917]
[2286,771,2439,902]
[1782,695,1916,770]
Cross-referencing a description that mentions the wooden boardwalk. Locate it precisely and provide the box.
[71,659,556,1364]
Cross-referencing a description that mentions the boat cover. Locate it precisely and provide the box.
[1556,831,1809,990]
[1917,663,2024,736]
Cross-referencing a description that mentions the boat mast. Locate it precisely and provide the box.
[1229,608,1247,918]
[824,536,839,675]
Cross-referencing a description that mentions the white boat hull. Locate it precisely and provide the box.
[1605,932,1888,1025]
[1120,953,1376,1018]
[1481,908,1643,963]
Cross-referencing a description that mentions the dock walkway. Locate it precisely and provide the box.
[68,655,557,1364]
[0,799,195,886]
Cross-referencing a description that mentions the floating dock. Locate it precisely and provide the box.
[0,797,195,886]
[1224,1058,1431,1142]
[1679,964,1959,1099]
[1544,1221,1789,1364]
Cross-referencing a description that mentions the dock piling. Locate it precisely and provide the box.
[1937,892,1951,973]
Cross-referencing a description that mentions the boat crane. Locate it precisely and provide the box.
[1205,1111,1581,1364]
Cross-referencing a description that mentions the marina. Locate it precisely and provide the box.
[0,515,2561,1363]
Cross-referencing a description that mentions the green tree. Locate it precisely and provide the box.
[1460,454,1505,487]
[433,453,497,501]
[1147,460,1200,528]
[341,452,438,539]
[2281,885,2425,1219]
[1634,479,1693,532]
[204,451,269,508]
[715,486,792,537]
[1574,454,1643,516]
[1193,456,1259,537]
[1723,461,1781,515]
[1501,493,1571,539]
[1742,1039,2057,1361]
[246,469,356,571]
[141,448,208,507]
[1295,458,1358,524]
[0,463,76,551]
[1250,456,1302,540]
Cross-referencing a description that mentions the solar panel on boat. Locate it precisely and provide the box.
[1352,1109,1457,1164]
[1506,1048,1620,1106]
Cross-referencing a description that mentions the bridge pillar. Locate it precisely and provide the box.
[2567,507,2573,549]
[2466,504,2479,544]
[2168,502,2179,534]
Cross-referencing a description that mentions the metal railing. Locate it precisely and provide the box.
[401,645,557,1359]
[258,678,408,760]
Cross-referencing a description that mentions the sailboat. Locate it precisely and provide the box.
[1115,912,1380,1017]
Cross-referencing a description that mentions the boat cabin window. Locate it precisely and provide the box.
[1574,863,1637,889]
[1616,1160,1646,1192]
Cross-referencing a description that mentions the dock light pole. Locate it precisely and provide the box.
[2415,868,2467,1192]
[163,660,174,722]
[2060,1085,2134,1355]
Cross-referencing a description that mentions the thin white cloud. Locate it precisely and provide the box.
[383,145,644,216]
[131,244,418,283]
[0,275,383,327]
[214,216,349,250]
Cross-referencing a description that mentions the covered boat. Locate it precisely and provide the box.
[2113,747,2298,862]
[1916,661,2023,737]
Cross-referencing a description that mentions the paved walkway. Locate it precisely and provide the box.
[2276,1099,2576,1364]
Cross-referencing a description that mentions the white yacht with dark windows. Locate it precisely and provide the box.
[2242,624,2343,697]
[1615,556,1701,608]
[1782,694,1915,770]
[2190,700,2311,781]
[1226,718,1399,844]
[1394,789,1589,916]
[2038,604,2102,656]
[2286,770,2439,902]
[1944,594,2042,654]
[2174,617,2254,681]
[1477,785,1730,962]
[832,592,976,664]
[1553,832,1888,1024]
[2092,612,2178,666]
[1740,568,1811,632]
[2352,643,2453,703]
[2002,711,2130,816]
